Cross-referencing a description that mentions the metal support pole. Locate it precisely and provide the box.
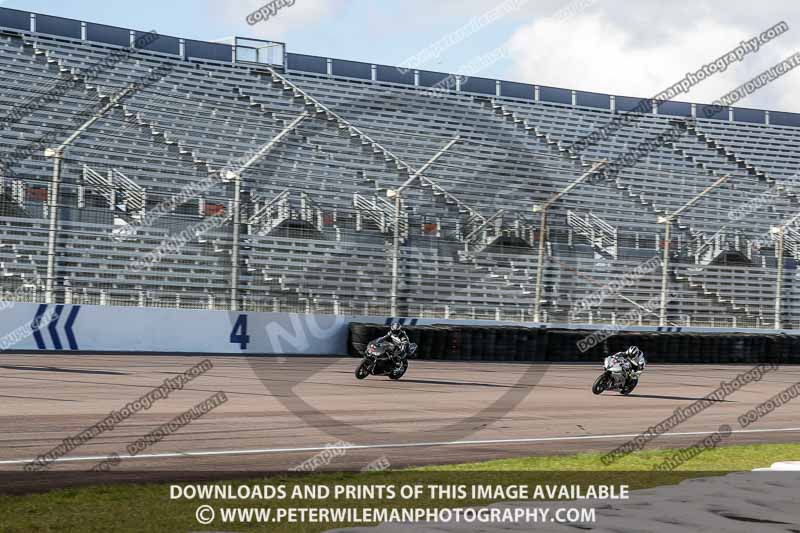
[229,172,242,311]
[387,137,458,317]
[45,151,62,304]
[390,191,401,316]
[531,160,607,322]
[659,221,671,326]
[775,228,785,330]
[223,112,307,312]
[396,137,461,195]
[656,173,731,326]
[42,85,136,305]
[533,159,608,322]
[533,208,548,323]
[229,113,308,177]
[769,210,800,329]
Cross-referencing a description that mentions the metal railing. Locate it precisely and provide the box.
[567,210,618,258]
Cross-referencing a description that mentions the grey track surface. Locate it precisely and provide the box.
[0,354,799,489]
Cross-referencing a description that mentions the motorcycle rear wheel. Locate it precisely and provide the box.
[355,360,370,380]
[592,373,608,395]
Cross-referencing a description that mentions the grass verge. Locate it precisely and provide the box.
[0,442,798,532]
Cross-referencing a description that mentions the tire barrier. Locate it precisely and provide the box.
[348,323,800,364]
[347,323,385,357]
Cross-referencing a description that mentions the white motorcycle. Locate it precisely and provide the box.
[592,354,642,395]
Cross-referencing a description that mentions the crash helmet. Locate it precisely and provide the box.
[390,322,402,333]
[625,346,642,359]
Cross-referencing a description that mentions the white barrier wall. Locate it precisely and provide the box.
[0,301,791,355]
[0,302,351,354]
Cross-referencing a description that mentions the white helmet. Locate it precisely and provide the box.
[625,346,642,359]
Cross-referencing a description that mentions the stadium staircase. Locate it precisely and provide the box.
[666,118,799,251]
[481,99,739,255]
[248,68,508,260]
[411,173,491,248]
[249,67,415,174]
[476,97,699,244]
[458,209,508,261]
[25,40,213,180]
[23,35,330,268]
[5,37,256,308]
[662,118,797,324]
[671,240,758,324]
[674,119,800,249]
[477,98,755,322]
[470,97,621,266]
[299,191,325,232]
[249,188,291,236]
[781,227,800,259]
[22,38,223,201]
[0,178,30,218]
[25,35,321,227]
[566,210,618,258]
[479,100,684,242]
[474,97,580,161]
[248,189,327,236]
[80,165,146,222]
[352,192,409,240]
[121,106,216,175]
[672,269,750,321]
[673,118,800,201]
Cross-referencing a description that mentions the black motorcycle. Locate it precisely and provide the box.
[355,338,416,380]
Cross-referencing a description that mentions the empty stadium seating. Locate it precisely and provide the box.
[1,10,798,328]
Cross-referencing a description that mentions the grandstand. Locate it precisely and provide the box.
[1,7,800,328]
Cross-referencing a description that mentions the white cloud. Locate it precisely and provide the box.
[210,0,800,112]
[504,1,800,111]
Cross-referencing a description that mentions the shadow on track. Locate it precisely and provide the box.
[624,393,734,402]
[0,365,127,376]
[0,394,77,402]
[396,378,527,389]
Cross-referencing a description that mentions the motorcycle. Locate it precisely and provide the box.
[355,338,416,380]
[592,354,641,395]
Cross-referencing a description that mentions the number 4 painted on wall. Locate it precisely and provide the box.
[230,314,250,349]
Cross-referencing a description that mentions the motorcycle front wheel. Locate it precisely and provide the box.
[592,372,609,395]
[389,359,408,380]
[355,360,370,380]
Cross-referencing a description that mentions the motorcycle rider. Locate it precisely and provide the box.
[618,346,646,380]
[378,323,410,364]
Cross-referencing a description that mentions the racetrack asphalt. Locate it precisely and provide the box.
[0,353,798,491]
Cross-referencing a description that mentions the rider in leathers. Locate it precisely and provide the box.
[617,346,646,381]
[378,323,410,364]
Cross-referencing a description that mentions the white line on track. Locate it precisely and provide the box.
[2,426,800,466]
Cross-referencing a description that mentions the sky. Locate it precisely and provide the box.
[8,0,800,112]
